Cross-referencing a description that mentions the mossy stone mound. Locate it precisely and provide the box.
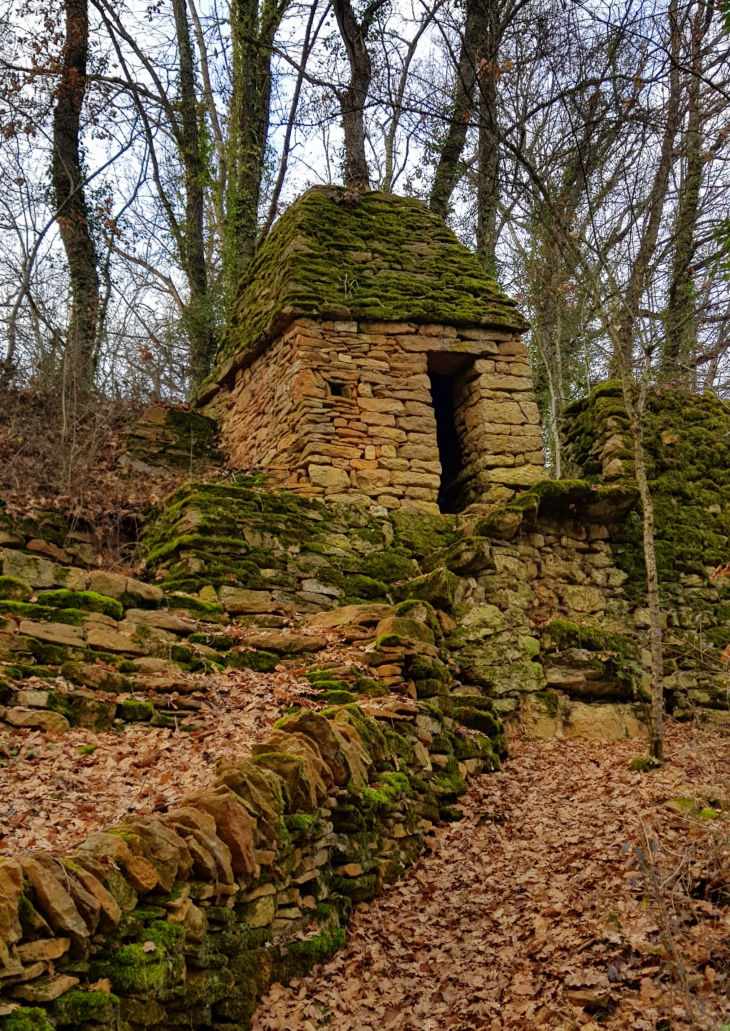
[564,385,730,593]
[213,186,528,372]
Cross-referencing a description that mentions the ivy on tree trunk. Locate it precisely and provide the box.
[51,0,100,388]
[226,0,290,294]
[172,0,216,386]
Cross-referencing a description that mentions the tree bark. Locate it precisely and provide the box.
[662,0,709,385]
[51,0,100,388]
[227,0,290,290]
[429,0,481,219]
[475,1,501,273]
[615,1,682,368]
[171,0,215,385]
[333,0,386,190]
[611,2,682,761]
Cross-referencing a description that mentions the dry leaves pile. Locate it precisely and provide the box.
[0,667,304,854]
[253,724,730,1031]
[0,388,188,567]
[0,635,375,855]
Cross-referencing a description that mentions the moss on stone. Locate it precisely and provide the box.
[453,704,502,738]
[432,770,468,798]
[354,677,389,697]
[0,1008,55,1031]
[52,988,120,1025]
[0,600,88,624]
[408,654,449,682]
[283,812,320,835]
[275,925,347,982]
[564,387,730,601]
[2,663,55,680]
[167,594,226,619]
[360,550,417,585]
[225,649,279,672]
[36,590,124,620]
[542,619,635,658]
[319,689,357,704]
[214,187,527,371]
[329,872,377,902]
[0,576,32,601]
[118,699,154,722]
[342,574,389,600]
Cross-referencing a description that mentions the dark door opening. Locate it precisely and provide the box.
[428,371,464,513]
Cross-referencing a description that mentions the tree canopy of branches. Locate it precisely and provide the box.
[0,0,727,412]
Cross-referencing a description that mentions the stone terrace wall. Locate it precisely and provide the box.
[205,317,545,513]
[139,479,666,728]
[0,694,503,1031]
[563,383,730,721]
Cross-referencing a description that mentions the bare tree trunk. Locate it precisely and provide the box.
[533,252,564,477]
[51,0,100,389]
[172,0,215,385]
[227,0,290,289]
[333,0,386,190]
[429,0,481,218]
[611,9,681,760]
[476,1,501,273]
[614,357,664,758]
[662,0,709,385]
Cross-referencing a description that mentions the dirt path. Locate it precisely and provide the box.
[253,727,730,1031]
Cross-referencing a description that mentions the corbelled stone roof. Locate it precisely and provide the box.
[217,186,528,368]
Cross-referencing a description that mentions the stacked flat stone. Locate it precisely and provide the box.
[211,317,544,513]
[199,186,542,514]
[0,699,500,1031]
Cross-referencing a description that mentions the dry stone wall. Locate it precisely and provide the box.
[205,318,544,513]
[122,407,220,477]
[0,503,507,1031]
[562,384,730,725]
[0,691,500,1031]
[138,479,662,728]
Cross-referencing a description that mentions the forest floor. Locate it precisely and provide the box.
[1,667,729,1031]
[252,724,730,1031]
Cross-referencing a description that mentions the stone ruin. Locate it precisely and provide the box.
[197,186,544,514]
[2,192,730,1031]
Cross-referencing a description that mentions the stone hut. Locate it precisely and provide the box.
[199,187,545,513]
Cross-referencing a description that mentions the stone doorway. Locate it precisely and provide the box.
[427,353,471,513]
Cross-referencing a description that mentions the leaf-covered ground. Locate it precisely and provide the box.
[0,667,303,853]
[2,664,729,1030]
[252,725,730,1031]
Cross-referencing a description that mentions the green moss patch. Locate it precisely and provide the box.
[118,699,155,722]
[214,187,527,372]
[36,590,124,620]
[225,649,279,672]
[0,576,32,601]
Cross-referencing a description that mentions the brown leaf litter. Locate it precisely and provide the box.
[252,723,730,1031]
[0,666,301,854]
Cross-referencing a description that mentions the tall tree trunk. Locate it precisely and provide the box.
[333,0,385,190]
[475,1,501,273]
[51,0,100,389]
[171,0,216,385]
[612,2,682,761]
[226,0,289,291]
[662,0,708,385]
[429,0,482,219]
[531,232,565,475]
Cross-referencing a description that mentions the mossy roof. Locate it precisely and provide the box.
[216,187,527,368]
